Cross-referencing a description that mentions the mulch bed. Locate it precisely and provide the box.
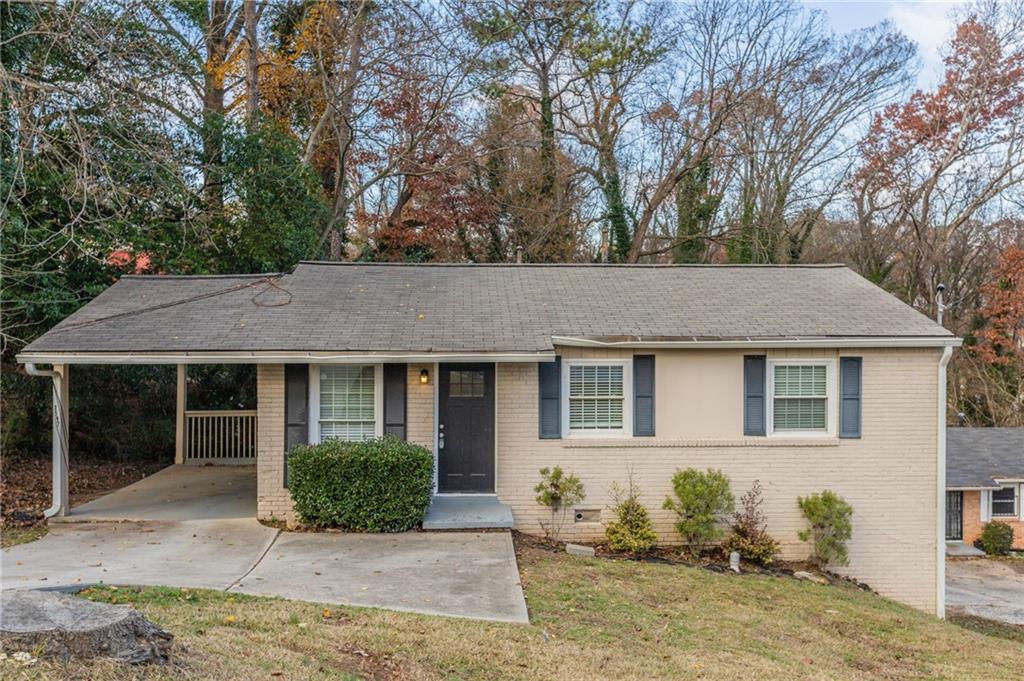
[1,455,168,528]
[511,530,874,591]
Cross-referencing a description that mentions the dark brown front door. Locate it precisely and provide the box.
[438,363,495,493]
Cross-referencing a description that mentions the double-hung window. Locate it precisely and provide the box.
[313,365,381,442]
[563,360,631,436]
[991,486,1019,518]
[768,360,835,435]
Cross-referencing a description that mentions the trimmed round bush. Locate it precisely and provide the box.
[287,437,434,532]
[977,521,1014,556]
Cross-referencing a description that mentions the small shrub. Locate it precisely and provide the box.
[722,480,779,566]
[605,476,657,555]
[797,490,853,568]
[662,468,735,557]
[288,437,433,532]
[534,467,586,540]
[977,521,1014,556]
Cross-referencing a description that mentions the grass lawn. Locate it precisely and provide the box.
[5,540,1023,680]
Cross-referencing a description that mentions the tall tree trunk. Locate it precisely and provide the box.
[244,0,259,123]
[202,1,230,220]
[597,144,630,262]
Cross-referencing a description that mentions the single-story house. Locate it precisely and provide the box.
[946,427,1024,550]
[18,262,960,616]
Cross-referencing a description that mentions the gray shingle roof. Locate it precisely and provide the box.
[947,428,1024,489]
[20,262,954,356]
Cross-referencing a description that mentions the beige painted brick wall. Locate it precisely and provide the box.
[256,364,297,523]
[406,363,435,449]
[256,363,433,524]
[494,347,942,614]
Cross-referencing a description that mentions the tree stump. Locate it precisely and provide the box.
[0,590,173,664]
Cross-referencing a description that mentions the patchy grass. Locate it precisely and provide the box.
[949,613,1024,644]
[5,541,1024,680]
[0,524,48,548]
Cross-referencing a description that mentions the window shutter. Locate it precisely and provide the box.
[743,355,766,436]
[633,355,655,436]
[383,363,407,440]
[839,357,862,439]
[284,364,309,487]
[538,357,561,439]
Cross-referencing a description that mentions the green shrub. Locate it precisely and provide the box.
[534,467,586,540]
[722,480,779,566]
[605,476,657,555]
[977,521,1015,556]
[797,490,853,568]
[288,437,433,532]
[662,468,734,556]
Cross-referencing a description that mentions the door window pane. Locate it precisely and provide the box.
[449,370,485,397]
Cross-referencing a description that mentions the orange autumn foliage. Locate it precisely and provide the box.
[975,247,1024,365]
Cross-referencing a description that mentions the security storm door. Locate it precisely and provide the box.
[438,363,495,493]
[946,491,963,541]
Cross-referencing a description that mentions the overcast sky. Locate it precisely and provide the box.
[803,1,968,88]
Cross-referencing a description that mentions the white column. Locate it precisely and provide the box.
[44,364,70,518]
[175,364,186,464]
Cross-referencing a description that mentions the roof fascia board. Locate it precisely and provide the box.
[552,335,962,349]
[17,351,555,365]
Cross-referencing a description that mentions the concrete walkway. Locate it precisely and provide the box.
[2,522,528,624]
[946,558,1024,625]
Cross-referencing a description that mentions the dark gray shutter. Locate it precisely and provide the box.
[383,363,407,439]
[284,364,310,487]
[633,355,655,436]
[839,357,862,439]
[538,357,561,439]
[743,355,766,436]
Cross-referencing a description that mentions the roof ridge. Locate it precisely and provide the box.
[119,273,282,280]
[296,261,848,269]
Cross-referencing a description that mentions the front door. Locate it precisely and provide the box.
[946,491,963,541]
[438,363,495,492]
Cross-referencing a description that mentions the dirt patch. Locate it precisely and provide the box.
[1,455,167,528]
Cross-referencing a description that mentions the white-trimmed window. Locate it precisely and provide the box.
[767,359,836,436]
[562,360,632,436]
[991,485,1019,518]
[310,364,382,443]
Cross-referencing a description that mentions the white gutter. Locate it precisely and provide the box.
[552,335,963,349]
[936,345,953,619]
[17,351,555,365]
[24,363,69,518]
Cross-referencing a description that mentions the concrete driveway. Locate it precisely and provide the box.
[946,558,1024,625]
[1,522,528,624]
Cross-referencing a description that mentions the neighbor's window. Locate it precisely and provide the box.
[991,486,1018,517]
[771,363,830,433]
[319,365,376,441]
[568,363,625,431]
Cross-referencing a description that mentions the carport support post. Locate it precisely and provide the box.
[48,364,70,518]
[175,364,186,464]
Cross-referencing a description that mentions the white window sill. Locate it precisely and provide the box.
[561,437,842,449]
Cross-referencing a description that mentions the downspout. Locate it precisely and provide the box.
[25,362,69,518]
[936,346,953,618]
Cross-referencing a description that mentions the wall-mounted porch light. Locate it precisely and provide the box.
[419,368,430,385]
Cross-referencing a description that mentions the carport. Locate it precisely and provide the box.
[22,360,258,521]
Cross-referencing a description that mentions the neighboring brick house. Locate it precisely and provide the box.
[946,428,1024,550]
[19,262,960,616]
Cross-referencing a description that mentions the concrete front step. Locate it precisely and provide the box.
[422,495,514,530]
